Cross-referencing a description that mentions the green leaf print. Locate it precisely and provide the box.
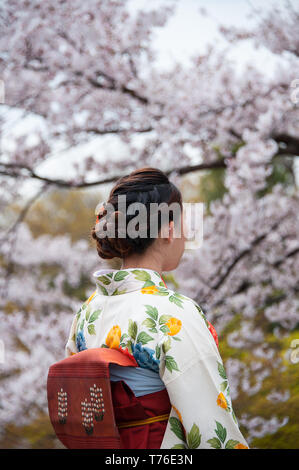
[194,303,209,327]
[217,361,227,380]
[155,287,169,296]
[98,284,109,296]
[85,306,91,321]
[162,337,171,353]
[76,308,81,320]
[169,417,186,442]
[225,439,240,449]
[165,355,179,373]
[79,318,84,331]
[101,343,109,348]
[170,419,202,450]
[142,318,156,329]
[207,437,222,449]
[136,331,153,345]
[155,344,161,360]
[157,286,169,293]
[126,340,133,354]
[132,269,151,281]
[142,280,156,287]
[113,270,129,281]
[215,421,227,443]
[144,305,158,321]
[128,319,137,340]
[111,288,127,295]
[173,292,186,300]
[207,420,245,449]
[187,423,201,449]
[160,324,171,334]
[96,275,111,285]
[232,409,238,424]
[149,327,158,333]
[159,314,172,325]
[169,295,183,308]
[120,333,129,342]
[194,303,203,314]
[172,336,182,341]
[220,380,228,392]
[87,324,96,335]
[88,309,102,323]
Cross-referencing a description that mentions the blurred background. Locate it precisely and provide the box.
[0,0,298,448]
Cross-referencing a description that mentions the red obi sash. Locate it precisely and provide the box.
[47,348,171,449]
[111,380,171,449]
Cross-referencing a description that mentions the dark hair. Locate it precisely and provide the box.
[91,167,183,259]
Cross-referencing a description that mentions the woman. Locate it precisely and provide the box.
[65,167,249,449]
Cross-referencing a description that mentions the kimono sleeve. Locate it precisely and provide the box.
[65,314,78,357]
[159,301,249,449]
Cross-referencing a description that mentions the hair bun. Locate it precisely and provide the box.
[91,167,182,260]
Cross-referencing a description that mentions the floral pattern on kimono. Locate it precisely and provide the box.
[65,267,249,449]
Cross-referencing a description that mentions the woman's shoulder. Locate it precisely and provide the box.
[135,285,214,347]
[137,284,207,323]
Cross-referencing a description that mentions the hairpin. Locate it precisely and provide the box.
[95,201,107,224]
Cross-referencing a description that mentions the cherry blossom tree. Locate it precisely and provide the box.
[0,0,298,447]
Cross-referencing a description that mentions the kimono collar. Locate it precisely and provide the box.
[93,267,167,296]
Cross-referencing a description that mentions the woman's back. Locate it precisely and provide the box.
[65,267,249,449]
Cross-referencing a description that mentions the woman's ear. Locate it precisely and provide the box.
[167,220,174,243]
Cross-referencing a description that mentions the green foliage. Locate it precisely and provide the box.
[63,273,93,302]
[198,168,227,210]
[257,157,295,198]
[1,413,63,449]
[219,316,299,449]
[14,188,104,242]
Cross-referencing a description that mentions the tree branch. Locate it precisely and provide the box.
[197,216,288,305]
[272,133,299,156]
[87,73,149,105]
[207,237,299,310]
[82,125,153,135]
[0,183,49,245]
[0,158,229,188]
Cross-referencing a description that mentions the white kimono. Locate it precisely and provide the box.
[65,267,249,449]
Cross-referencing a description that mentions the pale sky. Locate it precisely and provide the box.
[129,0,284,74]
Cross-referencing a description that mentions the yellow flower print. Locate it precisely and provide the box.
[106,325,121,349]
[234,443,249,449]
[86,290,97,304]
[166,317,182,336]
[141,286,159,294]
[217,392,228,410]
